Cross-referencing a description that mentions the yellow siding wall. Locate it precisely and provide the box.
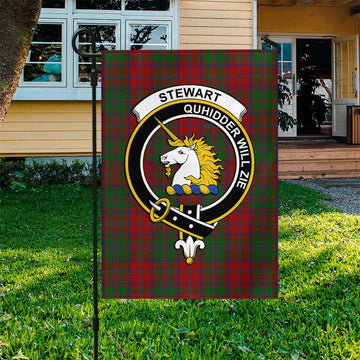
[1,101,101,156]
[258,5,358,36]
[180,0,254,49]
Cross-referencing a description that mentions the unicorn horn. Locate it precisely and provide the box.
[154,117,179,142]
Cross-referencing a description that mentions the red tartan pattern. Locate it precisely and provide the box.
[102,50,278,299]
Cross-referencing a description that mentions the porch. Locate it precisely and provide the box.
[279,138,360,179]
[258,0,360,139]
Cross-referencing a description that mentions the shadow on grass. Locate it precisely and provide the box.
[0,185,100,251]
[279,243,358,294]
[279,180,339,216]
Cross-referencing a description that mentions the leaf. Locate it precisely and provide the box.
[66,254,72,262]
[291,352,299,360]
[12,349,29,359]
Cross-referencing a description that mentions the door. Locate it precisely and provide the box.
[332,35,359,136]
[259,36,297,137]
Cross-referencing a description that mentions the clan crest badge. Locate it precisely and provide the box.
[125,85,254,264]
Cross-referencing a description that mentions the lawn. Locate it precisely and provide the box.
[0,182,359,359]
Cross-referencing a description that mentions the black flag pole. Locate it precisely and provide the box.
[72,29,101,360]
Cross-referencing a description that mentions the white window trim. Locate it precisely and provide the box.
[14,0,179,101]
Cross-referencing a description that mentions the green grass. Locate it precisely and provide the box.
[0,182,360,359]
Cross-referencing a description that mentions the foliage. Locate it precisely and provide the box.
[0,182,359,358]
[297,57,329,133]
[9,180,27,193]
[0,159,25,189]
[0,158,101,190]
[278,75,297,132]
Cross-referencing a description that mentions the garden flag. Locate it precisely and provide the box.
[102,50,278,299]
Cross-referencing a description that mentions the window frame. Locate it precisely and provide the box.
[19,18,67,88]
[14,0,179,101]
[73,19,121,87]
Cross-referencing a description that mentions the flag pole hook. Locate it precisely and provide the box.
[72,28,100,360]
[260,36,281,54]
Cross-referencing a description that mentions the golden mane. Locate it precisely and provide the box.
[168,135,223,186]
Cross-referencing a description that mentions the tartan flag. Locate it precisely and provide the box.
[102,50,278,299]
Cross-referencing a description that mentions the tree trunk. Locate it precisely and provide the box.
[0,0,41,123]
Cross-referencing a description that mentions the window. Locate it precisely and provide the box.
[16,0,178,100]
[76,0,122,10]
[41,0,65,8]
[125,0,169,11]
[128,23,169,50]
[75,22,119,86]
[262,41,292,79]
[21,21,66,87]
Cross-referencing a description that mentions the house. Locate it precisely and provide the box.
[1,0,359,160]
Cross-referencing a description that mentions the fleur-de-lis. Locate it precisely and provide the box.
[175,236,205,265]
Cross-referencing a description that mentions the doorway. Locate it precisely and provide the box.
[259,36,334,137]
[296,39,332,135]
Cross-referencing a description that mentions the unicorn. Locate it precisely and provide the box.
[161,142,199,186]
[155,117,223,188]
